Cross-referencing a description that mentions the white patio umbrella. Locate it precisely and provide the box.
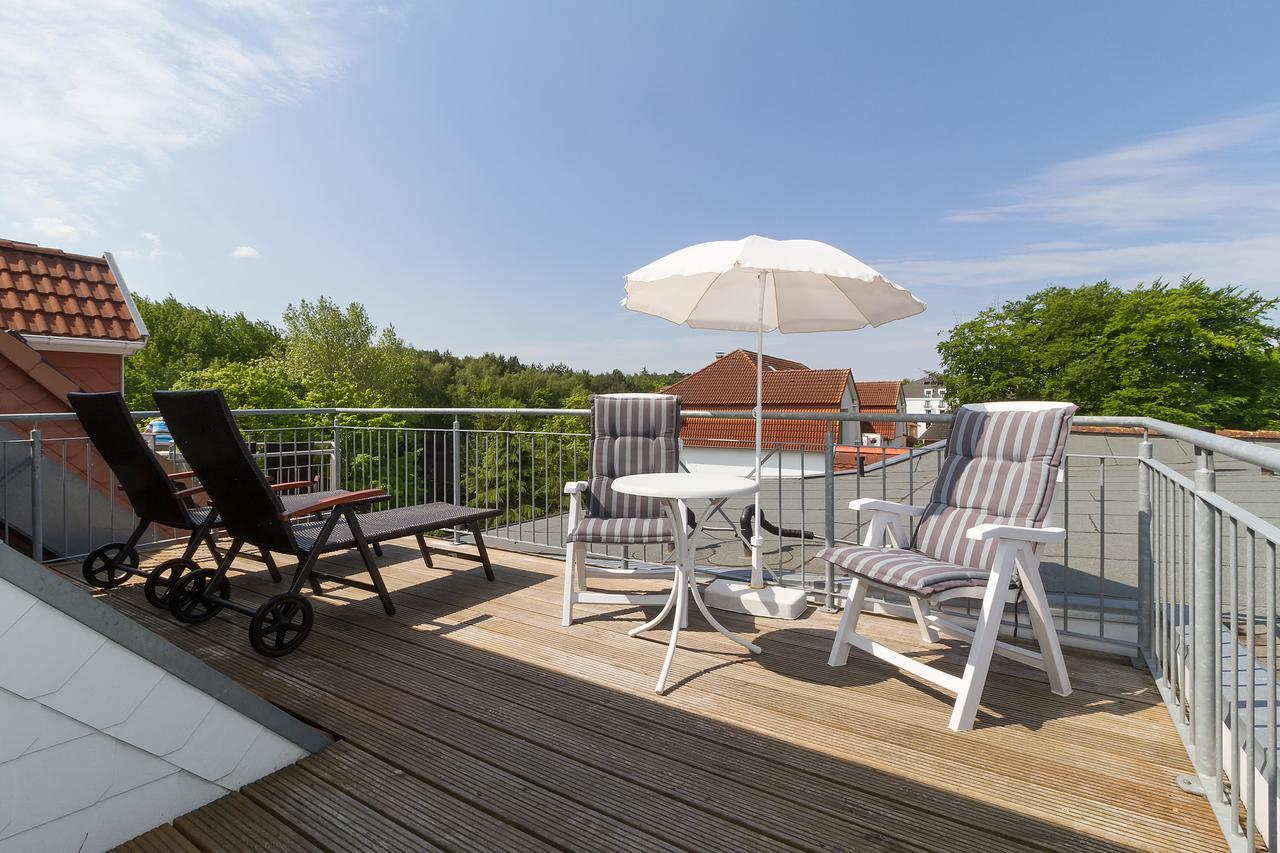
[624,235,925,616]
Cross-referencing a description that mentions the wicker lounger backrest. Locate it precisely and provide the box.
[154,389,298,554]
[68,391,193,528]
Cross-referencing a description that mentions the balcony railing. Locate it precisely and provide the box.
[2,404,1278,849]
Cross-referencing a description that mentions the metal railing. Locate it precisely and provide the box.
[1142,440,1280,850]
[2,404,1279,848]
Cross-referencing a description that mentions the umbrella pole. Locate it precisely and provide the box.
[751,271,766,589]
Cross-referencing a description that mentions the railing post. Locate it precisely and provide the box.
[1137,433,1154,655]
[330,415,341,491]
[29,428,43,561]
[1192,447,1218,780]
[824,428,836,612]
[452,417,462,544]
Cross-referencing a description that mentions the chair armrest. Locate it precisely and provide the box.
[271,478,319,493]
[167,470,197,481]
[564,481,588,495]
[280,488,387,520]
[849,498,926,517]
[966,523,1066,544]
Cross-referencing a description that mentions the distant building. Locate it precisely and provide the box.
[854,380,906,447]
[662,349,857,476]
[903,377,948,441]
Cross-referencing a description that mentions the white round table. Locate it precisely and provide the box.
[611,472,763,693]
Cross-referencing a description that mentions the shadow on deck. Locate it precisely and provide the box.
[50,538,1225,852]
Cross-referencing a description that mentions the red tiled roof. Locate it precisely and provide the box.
[854,380,903,409]
[665,350,850,451]
[664,349,849,408]
[0,239,143,341]
[680,411,841,452]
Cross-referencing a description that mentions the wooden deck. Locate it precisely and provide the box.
[56,537,1227,852]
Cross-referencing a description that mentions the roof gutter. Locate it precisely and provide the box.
[21,334,147,355]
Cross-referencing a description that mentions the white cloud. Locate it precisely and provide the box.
[945,108,1280,231]
[231,245,261,259]
[0,1,359,244]
[142,231,163,258]
[899,107,1280,302]
[30,216,79,242]
[887,233,1280,292]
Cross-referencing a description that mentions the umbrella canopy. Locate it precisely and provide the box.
[623,235,925,332]
[624,236,925,596]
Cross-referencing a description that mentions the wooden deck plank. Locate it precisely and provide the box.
[212,562,1167,853]
[310,553,1221,850]
[111,821,203,853]
[69,537,1226,853]
[240,764,446,852]
[97,594,685,853]
[300,741,560,853]
[174,791,321,853]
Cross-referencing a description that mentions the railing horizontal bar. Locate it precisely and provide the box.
[1141,457,1198,491]
[5,406,1276,475]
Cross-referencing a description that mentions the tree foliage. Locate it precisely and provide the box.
[282,297,417,405]
[937,278,1280,430]
[124,295,281,409]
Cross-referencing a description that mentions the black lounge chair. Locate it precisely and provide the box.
[154,388,501,657]
[67,391,346,608]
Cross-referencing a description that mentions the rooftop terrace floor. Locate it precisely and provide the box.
[52,538,1227,852]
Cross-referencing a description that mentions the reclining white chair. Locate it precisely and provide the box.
[562,393,684,627]
[820,401,1077,731]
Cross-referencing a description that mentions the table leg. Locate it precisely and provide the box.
[687,571,762,654]
[655,564,689,693]
[629,579,678,637]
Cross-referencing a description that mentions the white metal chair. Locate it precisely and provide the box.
[562,394,684,626]
[820,401,1077,731]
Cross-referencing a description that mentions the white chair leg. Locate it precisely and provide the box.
[909,597,940,643]
[561,544,578,627]
[948,554,1016,732]
[1017,548,1072,696]
[573,543,588,590]
[828,577,868,667]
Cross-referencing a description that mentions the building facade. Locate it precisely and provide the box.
[903,377,948,441]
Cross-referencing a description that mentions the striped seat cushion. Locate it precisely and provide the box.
[911,403,1076,570]
[586,394,680,522]
[817,544,995,596]
[567,516,674,545]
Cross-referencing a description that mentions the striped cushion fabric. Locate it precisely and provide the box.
[567,516,674,545]
[586,394,680,521]
[818,544,994,596]
[911,403,1076,570]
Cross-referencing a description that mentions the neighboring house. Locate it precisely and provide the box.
[662,349,857,476]
[854,380,906,447]
[0,239,149,557]
[903,376,949,441]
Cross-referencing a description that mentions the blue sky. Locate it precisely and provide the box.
[4,2,1279,378]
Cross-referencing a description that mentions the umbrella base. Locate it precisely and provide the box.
[702,578,807,620]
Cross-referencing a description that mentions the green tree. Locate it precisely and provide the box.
[124,295,282,408]
[282,297,417,405]
[937,278,1280,430]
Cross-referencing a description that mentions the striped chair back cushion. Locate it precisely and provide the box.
[587,394,680,520]
[911,402,1076,569]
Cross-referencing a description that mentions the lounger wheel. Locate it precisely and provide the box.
[82,542,140,588]
[144,557,198,609]
[169,569,231,623]
[249,593,313,657]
